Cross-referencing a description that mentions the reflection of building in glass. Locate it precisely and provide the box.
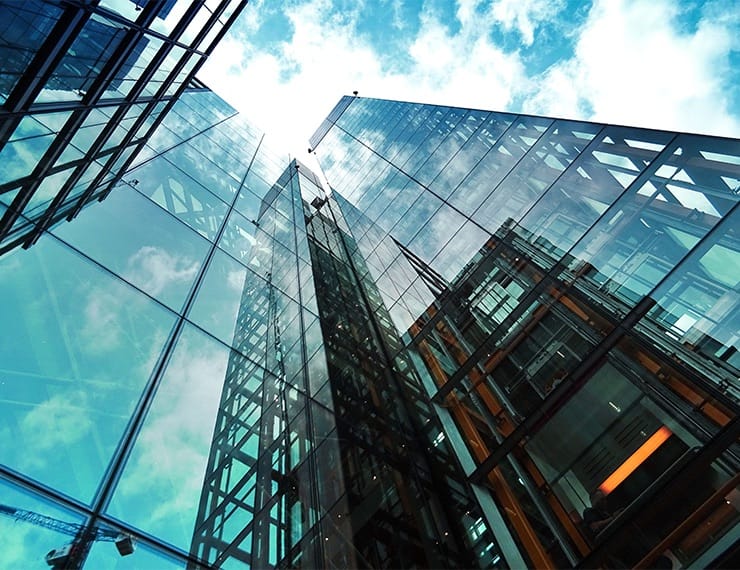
[1,16,739,568]
[188,162,499,569]
[0,0,249,254]
[307,97,739,569]
[0,85,302,568]
[186,163,355,569]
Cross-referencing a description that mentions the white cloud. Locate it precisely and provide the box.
[80,247,195,354]
[227,267,247,291]
[491,0,564,46]
[17,392,94,470]
[199,0,739,165]
[113,332,230,545]
[231,0,269,35]
[388,0,406,31]
[0,520,39,568]
[81,287,126,352]
[408,10,526,104]
[199,0,528,164]
[124,245,199,297]
[524,0,740,137]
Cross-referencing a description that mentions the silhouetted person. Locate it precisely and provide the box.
[583,490,620,537]
[583,490,674,569]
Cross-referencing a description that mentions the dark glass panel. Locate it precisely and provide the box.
[38,13,128,103]
[0,1,62,102]
[636,206,739,402]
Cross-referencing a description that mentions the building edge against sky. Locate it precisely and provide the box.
[306,95,739,569]
[1,2,739,569]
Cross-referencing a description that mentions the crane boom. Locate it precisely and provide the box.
[0,503,134,568]
[0,504,117,541]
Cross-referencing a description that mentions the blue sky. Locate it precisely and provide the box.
[200,0,739,160]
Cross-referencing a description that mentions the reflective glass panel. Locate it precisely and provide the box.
[38,14,127,103]
[103,35,165,100]
[636,207,739,401]
[127,158,230,241]
[107,324,237,551]
[0,235,175,501]
[447,115,553,219]
[0,1,62,102]
[0,116,65,185]
[148,0,192,36]
[565,136,738,312]
[157,143,241,203]
[84,536,193,569]
[186,248,263,349]
[516,128,672,265]
[0,478,87,570]
[472,120,601,233]
[52,187,210,311]
[23,169,72,218]
[433,219,491,282]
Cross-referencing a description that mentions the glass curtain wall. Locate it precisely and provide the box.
[310,95,739,569]
[0,0,249,254]
[303,190,507,569]
[0,90,340,569]
[187,162,353,570]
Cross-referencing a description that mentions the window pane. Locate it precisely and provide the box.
[107,324,242,551]
[85,535,193,569]
[186,247,258,349]
[38,14,128,103]
[636,207,739,401]
[471,120,600,232]
[564,135,739,313]
[0,235,175,502]
[0,478,87,569]
[127,158,230,241]
[516,128,673,267]
[102,35,165,100]
[0,1,62,102]
[0,116,67,185]
[52,187,210,311]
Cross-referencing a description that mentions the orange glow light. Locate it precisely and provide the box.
[599,426,672,494]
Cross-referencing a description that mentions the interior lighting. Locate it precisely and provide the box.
[598,426,672,494]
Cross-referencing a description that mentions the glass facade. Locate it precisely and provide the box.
[0,0,249,255]
[310,96,739,569]
[1,8,739,567]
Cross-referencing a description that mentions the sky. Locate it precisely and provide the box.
[199,0,740,162]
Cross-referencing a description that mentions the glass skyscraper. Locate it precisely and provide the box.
[0,0,247,254]
[307,97,739,569]
[1,4,738,570]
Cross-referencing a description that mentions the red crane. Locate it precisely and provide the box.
[0,504,134,569]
